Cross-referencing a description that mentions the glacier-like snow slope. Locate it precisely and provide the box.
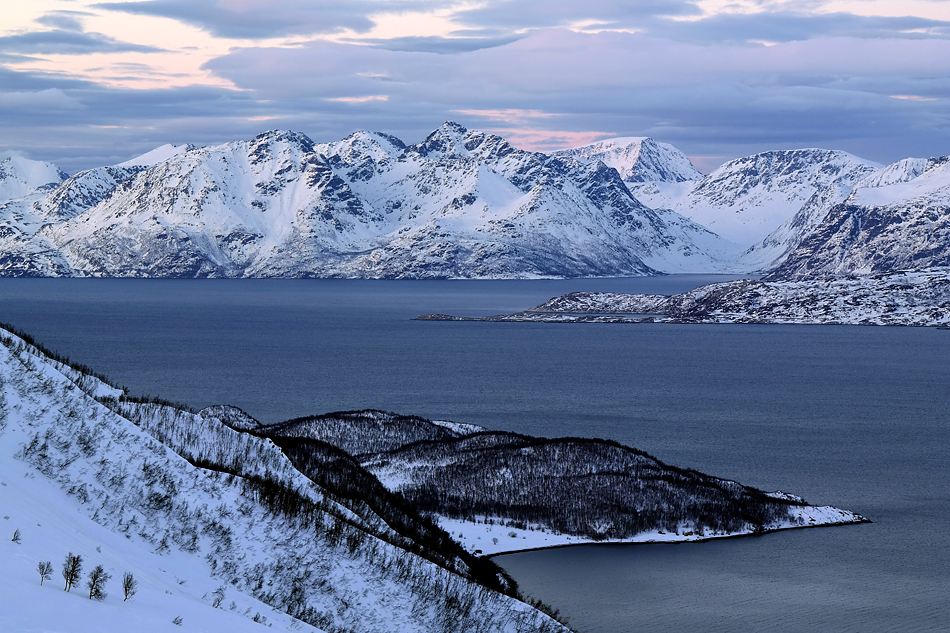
[0,154,67,204]
[551,137,743,272]
[551,137,704,183]
[0,123,740,277]
[0,328,569,633]
[116,144,196,168]
[767,157,950,280]
[630,149,881,263]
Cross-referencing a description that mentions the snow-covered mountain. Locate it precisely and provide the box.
[0,124,740,278]
[0,326,570,633]
[766,156,950,280]
[0,154,67,204]
[631,149,880,258]
[552,137,704,183]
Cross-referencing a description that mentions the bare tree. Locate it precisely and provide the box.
[62,552,83,592]
[87,564,111,601]
[122,572,138,601]
[37,561,53,585]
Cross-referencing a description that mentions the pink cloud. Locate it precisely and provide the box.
[486,127,616,152]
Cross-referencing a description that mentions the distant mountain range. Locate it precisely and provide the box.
[2,125,947,280]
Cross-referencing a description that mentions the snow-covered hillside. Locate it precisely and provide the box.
[551,137,703,183]
[0,124,740,278]
[255,410,868,557]
[767,157,950,280]
[0,154,67,204]
[631,149,880,259]
[0,327,570,633]
[422,268,950,327]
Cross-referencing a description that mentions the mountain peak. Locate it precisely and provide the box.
[116,143,196,168]
[553,137,703,183]
[0,154,68,203]
[250,129,316,152]
[408,121,473,159]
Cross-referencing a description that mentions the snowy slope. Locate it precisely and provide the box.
[0,154,67,204]
[430,268,950,327]
[552,137,704,183]
[0,328,570,633]
[767,157,950,280]
[256,411,869,557]
[631,149,880,258]
[117,144,195,168]
[0,124,741,277]
[0,154,69,273]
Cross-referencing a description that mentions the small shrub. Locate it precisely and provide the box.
[62,553,83,592]
[87,564,111,600]
[122,572,138,601]
[37,561,53,585]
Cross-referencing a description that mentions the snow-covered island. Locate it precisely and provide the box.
[1,325,868,632]
[417,267,950,328]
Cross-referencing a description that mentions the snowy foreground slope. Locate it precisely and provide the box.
[417,268,950,327]
[260,411,867,557]
[0,328,569,633]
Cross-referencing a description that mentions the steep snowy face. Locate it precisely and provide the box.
[635,149,880,252]
[0,155,67,203]
[553,137,704,183]
[116,143,196,168]
[39,129,380,277]
[767,156,950,280]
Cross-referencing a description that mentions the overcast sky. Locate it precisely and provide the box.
[2,0,949,173]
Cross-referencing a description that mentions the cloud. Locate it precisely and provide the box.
[94,0,428,39]
[452,0,702,31]
[35,11,94,33]
[3,9,950,175]
[0,30,164,55]
[0,88,84,111]
[345,34,525,54]
[326,95,389,103]
[201,29,950,162]
[646,11,950,43]
[485,128,616,152]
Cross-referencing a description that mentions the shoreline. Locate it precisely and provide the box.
[436,503,871,558]
[486,518,872,558]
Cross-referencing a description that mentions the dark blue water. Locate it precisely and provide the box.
[1,277,948,633]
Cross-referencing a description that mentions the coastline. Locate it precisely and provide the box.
[437,503,871,558]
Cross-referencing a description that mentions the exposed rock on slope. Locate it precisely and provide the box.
[631,149,880,258]
[419,268,950,327]
[552,137,704,183]
[0,124,740,278]
[766,157,950,280]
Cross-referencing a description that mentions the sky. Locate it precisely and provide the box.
[1,0,949,174]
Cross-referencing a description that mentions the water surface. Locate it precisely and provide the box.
[1,276,947,633]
